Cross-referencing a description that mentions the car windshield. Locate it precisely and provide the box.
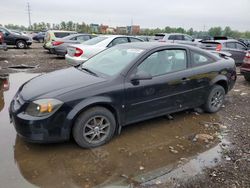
[81,46,144,76]
[83,36,107,45]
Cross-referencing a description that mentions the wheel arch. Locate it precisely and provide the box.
[66,97,122,136]
[210,75,229,94]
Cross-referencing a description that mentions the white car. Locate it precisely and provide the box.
[66,35,143,66]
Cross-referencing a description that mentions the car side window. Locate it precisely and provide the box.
[77,35,90,42]
[129,38,142,43]
[168,35,175,40]
[0,28,9,35]
[225,42,236,49]
[184,35,193,41]
[108,37,129,47]
[175,35,183,40]
[54,32,71,38]
[191,51,213,67]
[137,49,187,77]
[236,43,247,50]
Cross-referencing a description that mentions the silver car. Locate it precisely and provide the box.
[50,34,96,57]
[200,39,249,65]
[66,35,143,66]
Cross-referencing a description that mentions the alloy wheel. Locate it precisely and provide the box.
[83,116,111,144]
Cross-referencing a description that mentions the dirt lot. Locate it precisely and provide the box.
[0,43,69,74]
[0,43,249,188]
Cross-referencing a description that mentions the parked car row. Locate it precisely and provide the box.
[50,33,97,56]
[66,35,144,66]
[43,30,77,53]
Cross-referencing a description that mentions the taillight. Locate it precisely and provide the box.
[216,44,222,51]
[3,79,9,91]
[245,51,250,59]
[74,48,83,57]
[0,33,3,42]
[52,41,64,46]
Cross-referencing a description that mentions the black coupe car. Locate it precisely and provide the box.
[10,42,236,148]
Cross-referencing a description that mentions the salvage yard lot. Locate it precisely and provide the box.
[0,43,249,187]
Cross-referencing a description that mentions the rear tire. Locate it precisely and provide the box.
[244,74,250,82]
[73,107,116,148]
[16,40,27,49]
[38,39,44,43]
[204,85,225,113]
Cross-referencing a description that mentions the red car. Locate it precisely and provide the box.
[240,51,250,81]
[0,32,8,51]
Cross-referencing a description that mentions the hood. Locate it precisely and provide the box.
[11,32,30,40]
[20,67,106,101]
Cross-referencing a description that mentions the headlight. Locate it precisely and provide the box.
[25,99,63,117]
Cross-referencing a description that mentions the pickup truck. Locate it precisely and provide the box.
[0,26,32,49]
[0,32,7,51]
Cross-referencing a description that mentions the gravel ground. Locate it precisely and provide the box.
[0,42,69,74]
[0,42,249,188]
[173,76,250,188]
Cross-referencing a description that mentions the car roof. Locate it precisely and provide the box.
[155,33,188,36]
[97,35,141,38]
[203,39,240,43]
[117,41,200,51]
[48,30,77,33]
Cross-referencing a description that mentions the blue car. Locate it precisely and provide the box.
[32,32,45,43]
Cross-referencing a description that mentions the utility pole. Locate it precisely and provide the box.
[27,2,32,28]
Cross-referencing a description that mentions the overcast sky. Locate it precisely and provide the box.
[1,0,250,31]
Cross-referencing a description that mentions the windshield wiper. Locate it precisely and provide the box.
[81,67,98,76]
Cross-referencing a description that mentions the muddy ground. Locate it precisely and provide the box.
[0,43,249,188]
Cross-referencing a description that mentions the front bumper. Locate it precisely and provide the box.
[9,96,71,143]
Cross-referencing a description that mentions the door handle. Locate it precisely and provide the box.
[181,77,190,82]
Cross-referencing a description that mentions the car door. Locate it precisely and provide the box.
[235,42,248,64]
[224,42,241,64]
[124,47,201,124]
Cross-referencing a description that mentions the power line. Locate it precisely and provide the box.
[27,2,31,28]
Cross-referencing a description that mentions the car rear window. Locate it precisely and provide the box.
[54,32,73,38]
[191,51,214,67]
[200,42,220,48]
[83,36,108,45]
[154,34,165,40]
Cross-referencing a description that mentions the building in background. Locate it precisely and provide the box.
[100,24,109,34]
[90,23,99,33]
[127,25,140,35]
[106,27,115,34]
[116,27,127,35]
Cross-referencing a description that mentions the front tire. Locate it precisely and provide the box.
[204,85,225,113]
[16,40,27,49]
[73,107,116,148]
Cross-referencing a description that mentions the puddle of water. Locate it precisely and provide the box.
[8,64,38,71]
[0,73,223,188]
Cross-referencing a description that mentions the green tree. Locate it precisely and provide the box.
[208,27,222,37]
[223,26,233,37]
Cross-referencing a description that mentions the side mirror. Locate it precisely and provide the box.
[192,39,195,42]
[130,71,152,82]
